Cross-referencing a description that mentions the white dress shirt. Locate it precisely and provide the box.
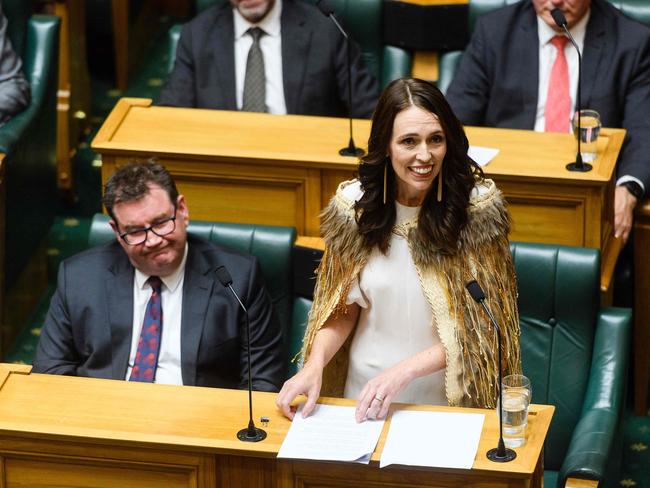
[126,244,188,385]
[233,0,287,114]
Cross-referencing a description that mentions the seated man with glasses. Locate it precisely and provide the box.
[33,160,284,391]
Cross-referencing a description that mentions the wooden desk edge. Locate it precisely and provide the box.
[92,97,152,147]
[0,363,33,389]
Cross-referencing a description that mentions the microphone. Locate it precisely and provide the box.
[466,280,517,463]
[316,0,365,158]
[215,265,267,442]
[550,8,592,173]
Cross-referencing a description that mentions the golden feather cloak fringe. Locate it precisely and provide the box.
[300,179,521,408]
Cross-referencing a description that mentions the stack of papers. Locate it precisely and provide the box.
[277,404,385,464]
[278,405,485,470]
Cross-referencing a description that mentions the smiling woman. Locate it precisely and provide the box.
[276,78,522,422]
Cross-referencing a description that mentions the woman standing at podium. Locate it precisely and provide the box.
[277,78,520,421]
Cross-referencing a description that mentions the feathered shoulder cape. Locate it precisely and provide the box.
[301,178,521,407]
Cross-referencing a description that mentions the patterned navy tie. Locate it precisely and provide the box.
[129,276,163,382]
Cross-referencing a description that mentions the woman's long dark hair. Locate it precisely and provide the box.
[355,78,483,254]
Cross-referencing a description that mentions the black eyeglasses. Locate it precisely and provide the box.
[118,209,177,245]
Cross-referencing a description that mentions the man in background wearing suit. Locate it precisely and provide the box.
[0,3,30,126]
[157,0,379,118]
[34,161,284,391]
[446,0,650,242]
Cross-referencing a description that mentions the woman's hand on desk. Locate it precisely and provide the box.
[355,362,415,423]
[355,343,447,423]
[276,362,323,420]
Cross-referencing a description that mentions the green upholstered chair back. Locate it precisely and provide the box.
[510,242,599,471]
[89,214,297,362]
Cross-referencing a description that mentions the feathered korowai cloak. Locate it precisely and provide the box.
[300,178,521,408]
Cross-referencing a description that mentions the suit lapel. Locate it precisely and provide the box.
[180,241,214,386]
[280,1,311,114]
[206,5,237,110]
[106,252,135,381]
[580,6,606,109]
[517,7,540,128]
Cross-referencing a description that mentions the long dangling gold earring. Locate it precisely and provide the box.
[383,160,388,205]
[437,168,443,202]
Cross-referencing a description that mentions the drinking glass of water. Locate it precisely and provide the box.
[500,374,532,448]
[572,109,602,162]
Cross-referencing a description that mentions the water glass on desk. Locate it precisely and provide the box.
[572,109,602,162]
[500,374,532,448]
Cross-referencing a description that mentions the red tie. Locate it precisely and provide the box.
[545,35,571,133]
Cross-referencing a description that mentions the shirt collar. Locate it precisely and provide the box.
[134,242,188,293]
[537,8,590,47]
[233,0,282,40]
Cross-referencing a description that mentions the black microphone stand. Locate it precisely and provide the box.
[551,8,592,173]
[316,0,365,157]
[466,281,516,463]
[216,266,266,442]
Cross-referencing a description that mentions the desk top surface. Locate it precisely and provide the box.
[92,98,623,184]
[0,364,553,478]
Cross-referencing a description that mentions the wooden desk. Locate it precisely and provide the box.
[92,98,624,292]
[0,364,553,488]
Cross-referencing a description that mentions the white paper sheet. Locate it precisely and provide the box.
[277,404,385,463]
[468,146,500,167]
[380,410,485,469]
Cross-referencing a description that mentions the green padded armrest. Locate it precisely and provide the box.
[558,307,632,486]
[381,45,412,88]
[437,50,463,95]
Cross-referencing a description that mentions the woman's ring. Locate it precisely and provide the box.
[374,394,384,402]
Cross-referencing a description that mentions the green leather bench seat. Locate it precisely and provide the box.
[510,242,630,487]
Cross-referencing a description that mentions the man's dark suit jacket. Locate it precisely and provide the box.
[157,0,379,118]
[446,0,650,189]
[33,234,284,392]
